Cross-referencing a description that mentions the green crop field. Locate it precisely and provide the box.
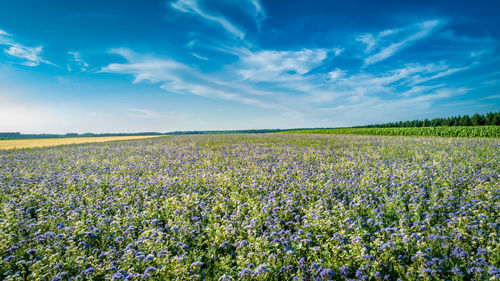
[281,126,500,138]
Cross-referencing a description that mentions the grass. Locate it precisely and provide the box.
[280,125,500,138]
[0,135,164,150]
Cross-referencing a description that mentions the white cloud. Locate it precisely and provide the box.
[125,108,188,120]
[356,34,376,53]
[170,0,245,39]
[357,29,400,54]
[170,0,266,38]
[0,29,10,37]
[249,0,263,14]
[4,45,44,66]
[328,68,344,80]
[100,48,282,110]
[361,20,442,65]
[238,48,328,81]
[68,51,89,71]
[480,94,500,100]
[191,53,209,60]
[101,48,189,84]
[0,29,52,67]
[98,16,482,128]
[332,48,343,56]
[334,62,468,99]
[411,66,469,85]
[248,0,266,31]
[100,45,472,123]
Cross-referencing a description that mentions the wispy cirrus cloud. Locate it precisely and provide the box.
[237,48,331,81]
[0,29,53,67]
[170,0,245,39]
[359,20,443,65]
[4,45,45,67]
[125,108,188,120]
[100,15,491,126]
[356,28,401,53]
[249,0,266,31]
[169,0,265,39]
[67,51,89,71]
[101,48,191,84]
[100,48,282,110]
[191,52,209,61]
[100,46,470,119]
[249,0,264,15]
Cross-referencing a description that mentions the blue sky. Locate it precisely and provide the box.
[0,0,499,133]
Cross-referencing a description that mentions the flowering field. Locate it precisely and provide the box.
[0,134,499,281]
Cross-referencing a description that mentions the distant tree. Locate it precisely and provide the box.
[485,112,494,125]
[459,115,471,126]
[350,111,499,128]
[493,113,500,125]
[471,114,484,126]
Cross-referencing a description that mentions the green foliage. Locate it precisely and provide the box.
[282,126,500,138]
[354,111,500,128]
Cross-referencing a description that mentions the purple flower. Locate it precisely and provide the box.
[238,268,253,277]
[452,267,463,276]
[254,264,270,275]
[319,268,334,278]
[421,268,432,275]
[82,267,95,275]
[219,274,233,281]
[477,248,488,255]
[111,272,124,280]
[191,261,204,269]
[340,265,349,276]
[488,266,500,277]
[3,255,15,262]
[452,247,468,258]
[309,263,320,272]
[468,267,484,275]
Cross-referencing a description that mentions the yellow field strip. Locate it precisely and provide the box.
[0,135,164,150]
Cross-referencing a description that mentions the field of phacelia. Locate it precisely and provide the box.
[0,134,499,281]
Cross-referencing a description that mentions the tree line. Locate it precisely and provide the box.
[356,111,500,128]
[1,111,498,140]
[0,132,164,140]
[0,130,286,140]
